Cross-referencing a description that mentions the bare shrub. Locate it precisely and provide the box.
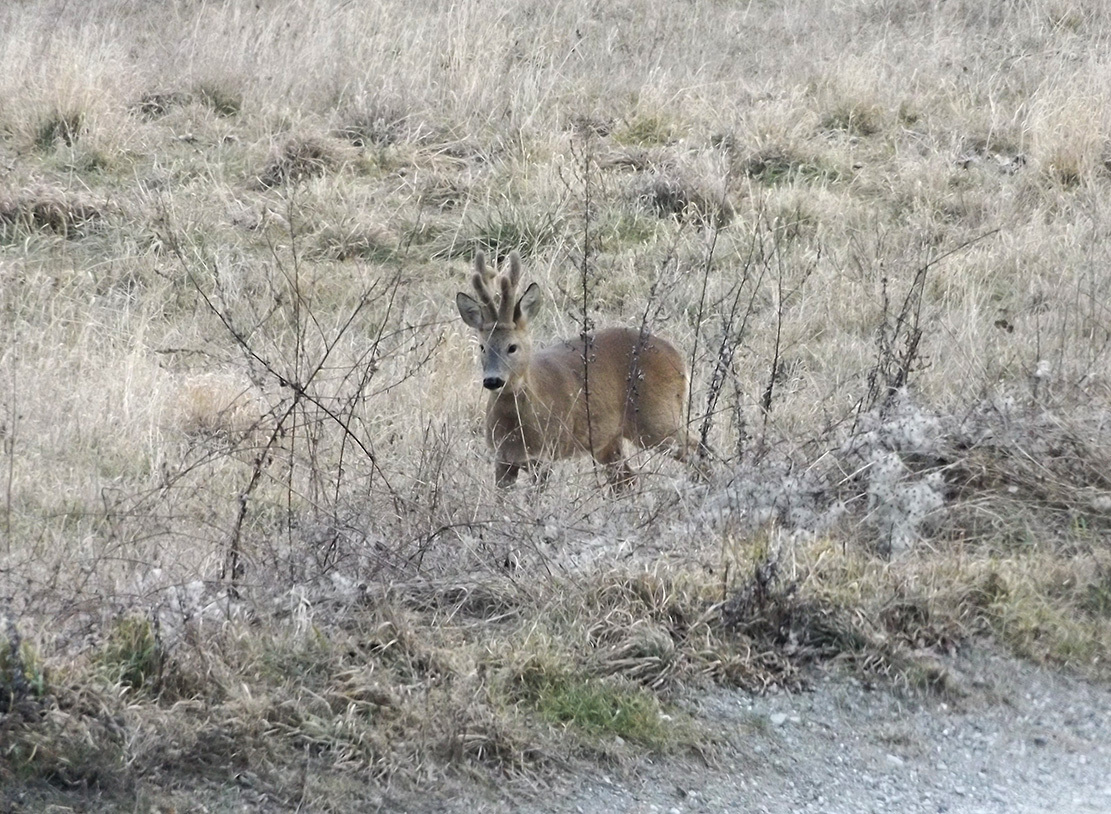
[142,202,450,603]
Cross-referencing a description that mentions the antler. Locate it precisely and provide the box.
[497,252,522,323]
[471,251,524,324]
[469,252,499,323]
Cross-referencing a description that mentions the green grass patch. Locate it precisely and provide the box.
[613,113,679,147]
[1,633,48,710]
[1082,574,1111,618]
[516,660,674,747]
[32,109,83,149]
[600,209,660,248]
[99,616,164,693]
[740,148,841,185]
[432,202,563,262]
[990,584,1111,670]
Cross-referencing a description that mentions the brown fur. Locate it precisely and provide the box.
[456,252,698,488]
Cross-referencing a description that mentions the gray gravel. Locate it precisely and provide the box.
[432,647,1111,814]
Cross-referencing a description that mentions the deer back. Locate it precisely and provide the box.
[493,327,688,461]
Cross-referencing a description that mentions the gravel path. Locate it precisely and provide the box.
[435,647,1111,814]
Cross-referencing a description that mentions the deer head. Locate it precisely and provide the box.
[456,252,541,391]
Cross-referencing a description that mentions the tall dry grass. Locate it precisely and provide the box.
[1,0,1110,808]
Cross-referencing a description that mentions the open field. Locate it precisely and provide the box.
[2,0,1110,809]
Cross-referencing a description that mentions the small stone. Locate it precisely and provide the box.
[770,712,788,726]
[886,754,905,767]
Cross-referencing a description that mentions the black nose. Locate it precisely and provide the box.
[483,376,505,390]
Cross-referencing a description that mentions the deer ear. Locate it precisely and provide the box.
[456,292,487,330]
[515,282,542,324]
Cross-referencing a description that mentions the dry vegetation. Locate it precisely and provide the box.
[1,0,1110,809]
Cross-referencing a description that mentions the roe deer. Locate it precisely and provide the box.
[455,251,698,488]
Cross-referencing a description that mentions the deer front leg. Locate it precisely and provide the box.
[596,441,636,491]
[495,461,521,488]
[672,431,713,482]
[526,460,551,487]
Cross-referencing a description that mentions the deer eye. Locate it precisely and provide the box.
[507,344,519,354]
[479,343,485,352]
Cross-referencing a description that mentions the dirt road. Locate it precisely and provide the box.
[434,648,1111,814]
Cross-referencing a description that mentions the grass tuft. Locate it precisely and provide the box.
[99,616,165,694]
[307,220,398,263]
[131,90,190,119]
[820,103,884,137]
[0,188,107,239]
[631,171,734,227]
[512,654,675,748]
[739,147,840,185]
[335,101,423,146]
[613,113,679,147]
[433,201,564,262]
[32,109,83,149]
[193,81,242,117]
[256,134,347,188]
[1,680,126,790]
[1,627,47,714]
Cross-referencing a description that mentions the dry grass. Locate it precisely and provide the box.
[1,0,1111,808]
[0,188,108,237]
[255,134,351,189]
